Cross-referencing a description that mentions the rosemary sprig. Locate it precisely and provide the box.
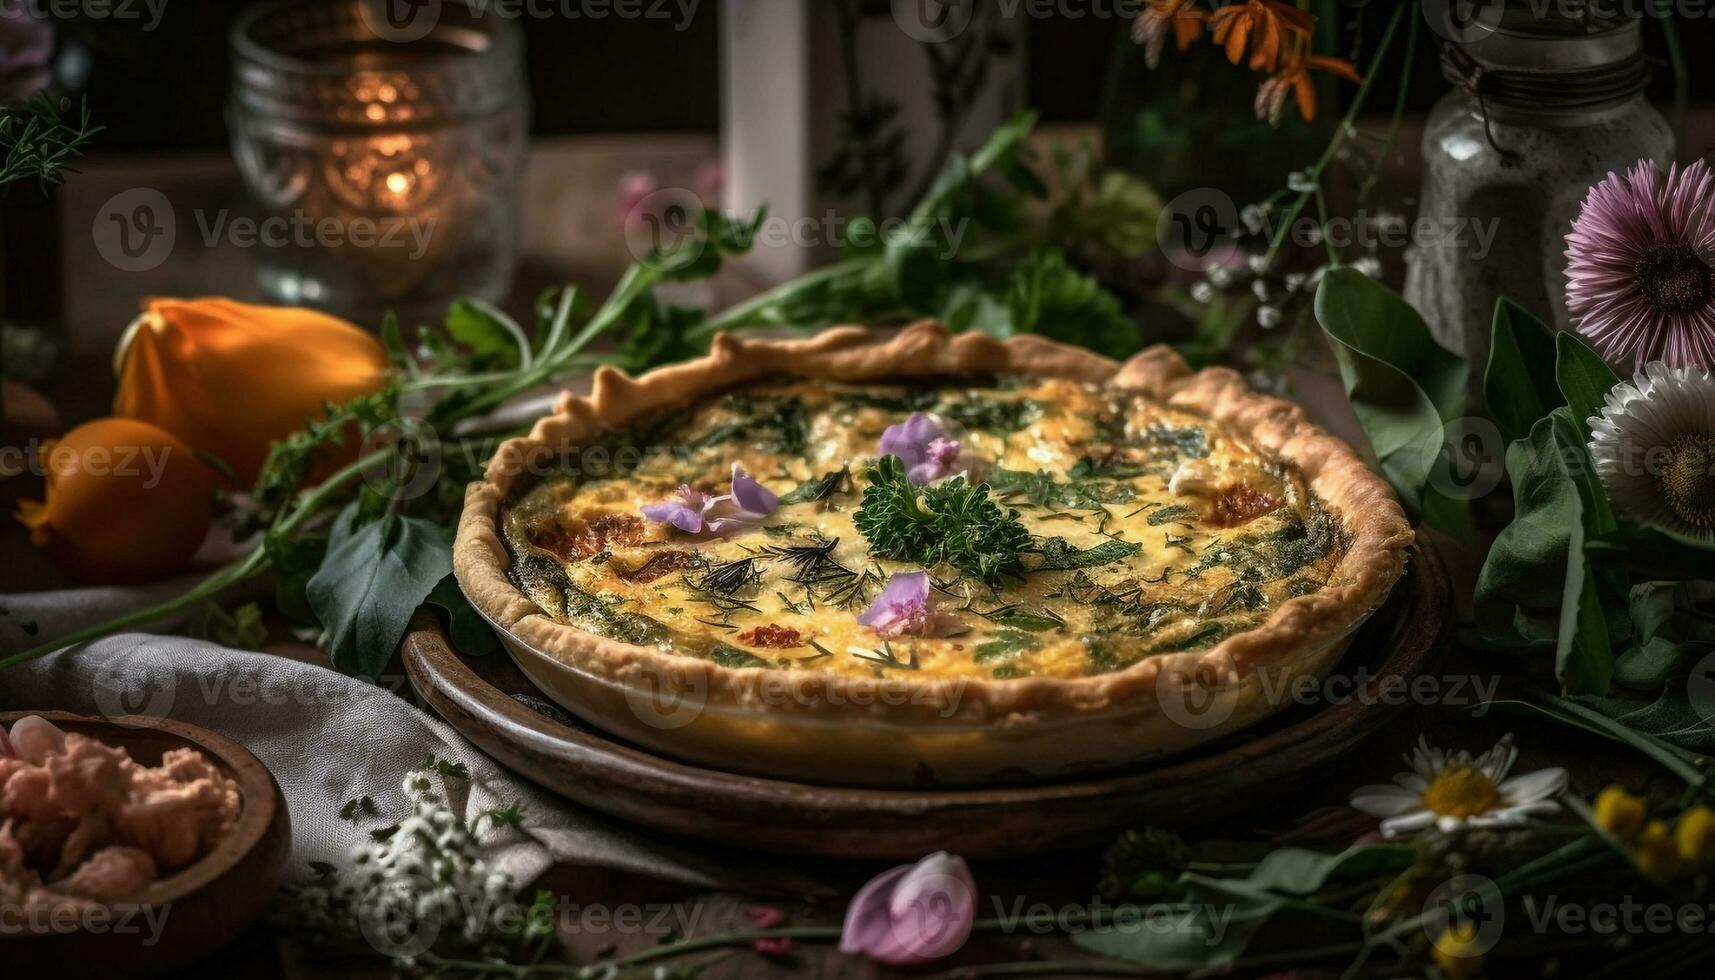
[0,96,101,188]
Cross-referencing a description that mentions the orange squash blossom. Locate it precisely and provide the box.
[114,297,389,484]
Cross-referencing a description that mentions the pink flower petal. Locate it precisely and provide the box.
[839,852,975,966]
[880,413,962,484]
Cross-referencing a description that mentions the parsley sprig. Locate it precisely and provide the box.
[853,455,1031,584]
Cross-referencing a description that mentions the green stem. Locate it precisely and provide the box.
[685,258,867,341]
[1263,0,1409,268]
[1,448,387,670]
[0,549,267,670]
[1355,2,1418,207]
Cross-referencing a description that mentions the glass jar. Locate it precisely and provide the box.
[1404,13,1671,402]
[227,0,529,326]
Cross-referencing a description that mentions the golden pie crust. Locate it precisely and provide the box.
[454,323,1413,785]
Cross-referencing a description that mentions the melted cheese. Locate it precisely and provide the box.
[503,378,1345,681]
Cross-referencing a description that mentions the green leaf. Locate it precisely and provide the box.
[1476,411,1607,690]
[1073,899,1276,971]
[445,299,527,369]
[1238,844,1414,895]
[1030,537,1141,571]
[307,506,454,678]
[1556,507,1613,695]
[1075,845,1406,970]
[1575,683,1715,754]
[424,574,500,657]
[1315,269,1468,523]
[1485,299,1562,444]
[1480,695,1707,780]
[1585,525,1715,579]
[1001,247,1139,359]
[1611,637,1687,691]
[982,606,1066,632]
[1555,330,1621,440]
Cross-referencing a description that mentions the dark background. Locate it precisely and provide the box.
[55,0,1715,155]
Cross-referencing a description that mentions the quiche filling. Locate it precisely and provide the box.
[501,377,1347,681]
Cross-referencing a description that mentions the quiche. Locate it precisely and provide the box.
[454,324,1412,786]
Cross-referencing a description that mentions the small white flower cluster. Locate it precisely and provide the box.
[292,764,522,967]
[1187,196,1387,333]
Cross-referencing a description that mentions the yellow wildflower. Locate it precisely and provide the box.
[1593,785,1646,839]
[1675,806,1715,862]
[1635,819,1681,881]
[1432,921,1487,979]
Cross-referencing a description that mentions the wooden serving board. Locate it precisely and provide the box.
[402,542,1448,860]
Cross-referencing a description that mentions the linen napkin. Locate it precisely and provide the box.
[0,587,835,898]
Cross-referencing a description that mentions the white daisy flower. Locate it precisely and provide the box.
[1588,362,1715,540]
[1350,735,1567,838]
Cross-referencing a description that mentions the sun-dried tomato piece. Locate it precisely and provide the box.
[533,512,645,562]
[617,550,696,583]
[1208,484,1279,527]
[737,624,802,649]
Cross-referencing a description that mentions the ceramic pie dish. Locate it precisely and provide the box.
[453,323,1413,787]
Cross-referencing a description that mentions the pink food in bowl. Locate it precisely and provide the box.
[0,715,242,912]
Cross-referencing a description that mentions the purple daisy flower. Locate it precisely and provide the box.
[641,463,778,536]
[879,413,962,484]
[856,571,964,638]
[1566,159,1715,372]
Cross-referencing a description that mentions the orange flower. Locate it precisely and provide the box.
[1210,0,1315,72]
[1133,0,1206,68]
[115,298,389,484]
[15,418,216,584]
[1255,53,1362,124]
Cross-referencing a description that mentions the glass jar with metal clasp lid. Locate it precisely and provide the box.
[1403,8,1671,407]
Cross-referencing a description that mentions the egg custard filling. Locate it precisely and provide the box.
[500,376,1347,682]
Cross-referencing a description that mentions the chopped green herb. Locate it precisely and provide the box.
[709,643,772,669]
[854,455,1031,583]
[1030,537,1141,571]
[1146,504,1198,526]
[974,629,1039,662]
[978,604,1066,632]
[938,397,1045,433]
[779,465,853,505]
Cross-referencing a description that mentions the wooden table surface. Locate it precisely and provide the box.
[1,126,1691,978]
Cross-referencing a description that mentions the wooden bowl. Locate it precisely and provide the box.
[0,711,291,976]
